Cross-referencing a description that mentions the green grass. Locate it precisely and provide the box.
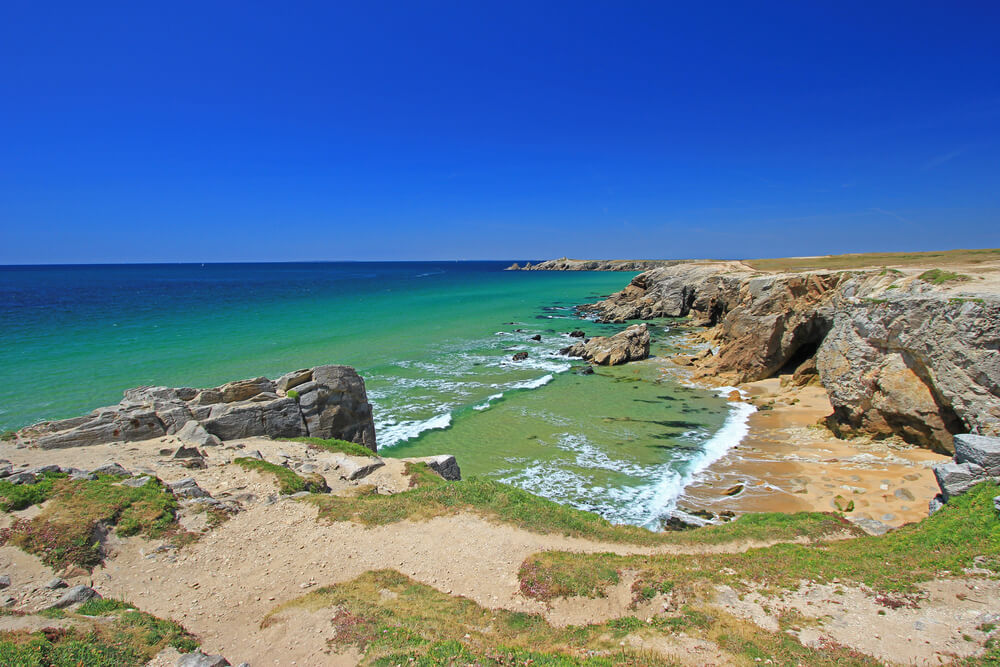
[309,473,856,547]
[0,475,180,570]
[918,268,971,285]
[233,457,328,494]
[743,248,1000,272]
[285,389,300,400]
[0,606,198,666]
[0,471,65,511]
[518,482,1000,602]
[76,598,137,616]
[278,436,376,458]
[263,569,882,666]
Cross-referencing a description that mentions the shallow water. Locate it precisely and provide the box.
[0,261,747,527]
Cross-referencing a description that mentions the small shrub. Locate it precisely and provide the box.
[918,268,969,285]
[77,598,137,616]
[286,389,299,400]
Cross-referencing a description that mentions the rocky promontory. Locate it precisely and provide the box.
[13,365,378,452]
[505,257,682,271]
[580,260,1000,454]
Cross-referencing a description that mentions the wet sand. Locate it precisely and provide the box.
[679,377,949,530]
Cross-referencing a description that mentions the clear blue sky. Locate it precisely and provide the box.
[1,1,998,263]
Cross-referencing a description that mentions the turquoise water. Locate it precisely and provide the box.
[0,262,747,527]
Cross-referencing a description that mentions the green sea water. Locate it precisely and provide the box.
[0,262,750,527]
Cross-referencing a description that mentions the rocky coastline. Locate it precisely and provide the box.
[505,257,683,271]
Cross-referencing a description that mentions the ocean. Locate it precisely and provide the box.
[0,261,750,528]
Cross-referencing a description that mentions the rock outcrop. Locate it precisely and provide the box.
[582,262,1000,453]
[506,257,684,271]
[16,365,378,452]
[930,434,1000,508]
[561,323,650,365]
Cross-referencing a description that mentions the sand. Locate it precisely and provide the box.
[680,377,949,530]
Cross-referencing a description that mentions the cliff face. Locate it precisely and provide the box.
[16,364,378,452]
[583,263,1000,453]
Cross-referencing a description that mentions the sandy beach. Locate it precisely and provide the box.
[680,375,949,530]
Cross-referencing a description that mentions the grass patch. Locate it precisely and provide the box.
[0,476,179,570]
[263,569,882,666]
[0,607,197,666]
[277,436,376,458]
[744,248,1000,272]
[918,268,971,285]
[285,389,299,400]
[309,475,856,547]
[233,457,328,494]
[519,482,1000,602]
[0,430,16,442]
[76,598,136,616]
[0,471,65,511]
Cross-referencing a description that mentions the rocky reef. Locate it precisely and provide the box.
[560,323,650,365]
[505,258,682,271]
[580,261,1000,453]
[14,365,377,452]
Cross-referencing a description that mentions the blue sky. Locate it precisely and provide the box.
[1,1,998,263]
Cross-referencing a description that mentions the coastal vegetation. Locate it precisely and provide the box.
[263,569,885,666]
[233,457,329,494]
[279,435,377,458]
[743,247,1000,272]
[518,482,1000,602]
[0,604,197,666]
[918,268,971,285]
[0,474,179,570]
[309,468,857,547]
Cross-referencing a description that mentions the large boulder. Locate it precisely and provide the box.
[954,434,1000,474]
[201,397,306,441]
[562,323,650,365]
[296,366,377,451]
[175,420,222,448]
[932,461,986,501]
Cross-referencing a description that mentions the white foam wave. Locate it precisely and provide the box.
[508,374,553,390]
[377,412,453,448]
[473,392,505,411]
[637,389,755,527]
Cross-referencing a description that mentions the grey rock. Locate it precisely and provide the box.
[929,494,945,514]
[171,445,203,460]
[177,651,231,667]
[0,462,12,478]
[276,368,313,393]
[933,462,986,501]
[6,472,37,485]
[297,365,377,451]
[420,454,462,481]
[0,575,10,589]
[69,471,97,481]
[994,495,1000,513]
[332,454,385,481]
[954,434,1000,475]
[167,478,209,499]
[25,464,61,475]
[121,475,153,488]
[218,377,274,403]
[36,409,166,449]
[847,516,892,536]
[91,462,131,477]
[176,420,223,448]
[202,397,306,441]
[45,578,67,589]
[49,585,100,609]
[561,323,650,366]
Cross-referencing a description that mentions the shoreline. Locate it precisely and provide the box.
[677,372,949,530]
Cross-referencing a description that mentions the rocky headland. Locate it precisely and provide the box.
[1,253,999,666]
[505,257,683,271]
